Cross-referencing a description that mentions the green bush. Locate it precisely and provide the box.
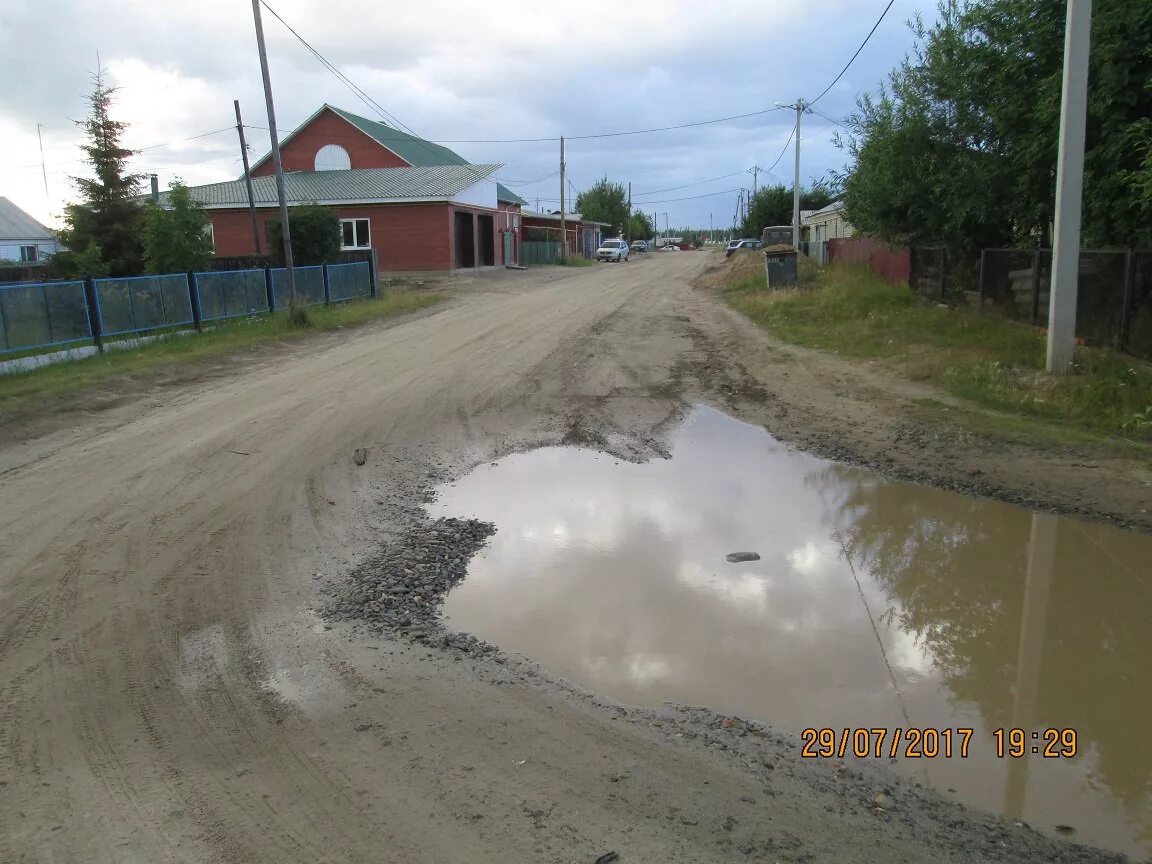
[266,204,341,266]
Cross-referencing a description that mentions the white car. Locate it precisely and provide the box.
[596,239,630,262]
[660,243,680,252]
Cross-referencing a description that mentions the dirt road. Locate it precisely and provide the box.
[1,253,1136,863]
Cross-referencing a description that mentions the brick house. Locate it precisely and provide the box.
[178,104,529,273]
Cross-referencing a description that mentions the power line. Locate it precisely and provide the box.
[136,127,237,152]
[632,169,751,198]
[809,107,850,130]
[259,0,420,140]
[765,126,796,174]
[566,107,787,141]
[806,0,896,108]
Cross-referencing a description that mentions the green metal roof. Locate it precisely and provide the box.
[328,106,471,168]
[166,164,501,209]
[495,183,527,205]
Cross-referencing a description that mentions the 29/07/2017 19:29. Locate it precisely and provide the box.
[800,727,1079,759]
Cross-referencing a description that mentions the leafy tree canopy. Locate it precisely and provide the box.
[740,184,833,239]
[575,178,629,237]
[837,0,1152,253]
[143,181,213,274]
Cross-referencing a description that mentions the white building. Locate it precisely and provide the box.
[801,200,853,243]
[0,198,57,263]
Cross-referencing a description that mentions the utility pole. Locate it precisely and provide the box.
[750,165,761,199]
[559,136,567,261]
[251,0,296,316]
[35,123,49,208]
[793,98,804,250]
[1046,0,1093,374]
[234,100,263,255]
[710,212,713,244]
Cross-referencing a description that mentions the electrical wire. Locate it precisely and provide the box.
[259,0,420,140]
[806,0,896,108]
[765,126,797,174]
[632,169,751,198]
[809,106,850,131]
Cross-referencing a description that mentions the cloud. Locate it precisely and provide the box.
[1,0,925,227]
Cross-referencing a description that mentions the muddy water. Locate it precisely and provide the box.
[436,406,1152,857]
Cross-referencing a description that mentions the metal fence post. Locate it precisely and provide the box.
[368,251,378,298]
[977,249,987,309]
[265,266,275,313]
[0,289,10,352]
[1118,249,1135,353]
[1030,249,1042,324]
[322,262,332,306]
[84,275,104,352]
[188,271,203,332]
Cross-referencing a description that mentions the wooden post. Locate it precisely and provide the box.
[234,99,262,255]
[322,262,332,306]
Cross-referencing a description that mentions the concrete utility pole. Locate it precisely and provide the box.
[750,165,761,199]
[793,98,804,250]
[251,0,296,314]
[1046,0,1094,373]
[559,136,567,261]
[710,212,713,244]
[234,99,262,255]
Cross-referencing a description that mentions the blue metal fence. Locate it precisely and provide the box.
[272,265,327,308]
[327,262,372,302]
[95,274,194,336]
[0,260,375,359]
[196,269,270,322]
[0,280,92,353]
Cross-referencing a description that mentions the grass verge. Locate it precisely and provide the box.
[723,265,1152,441]
[0,291,443,412]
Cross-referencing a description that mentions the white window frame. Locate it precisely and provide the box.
[202,223,215,253]
[19,245,37,263]
[340,218,371,250]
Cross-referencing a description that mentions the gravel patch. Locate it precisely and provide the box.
[325,515,498,654]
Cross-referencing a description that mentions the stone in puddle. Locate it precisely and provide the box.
[726,552,760,563]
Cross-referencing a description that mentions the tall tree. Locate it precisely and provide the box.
[740,184,833,239]
[143,181,213,274]
[575,178,629,237]
[56,70,146,277]
[628,210,654,242]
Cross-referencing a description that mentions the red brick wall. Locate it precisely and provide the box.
[250,108,410,176]
[208,204,454,271]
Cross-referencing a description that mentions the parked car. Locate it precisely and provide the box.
[725,238,763,258]
[630,240,648,253]
[596,239,630,262]
[660,243,681,252]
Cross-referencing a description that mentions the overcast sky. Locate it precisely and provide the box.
[1,0,928,232]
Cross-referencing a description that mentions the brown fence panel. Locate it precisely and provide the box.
[827,237,911,284]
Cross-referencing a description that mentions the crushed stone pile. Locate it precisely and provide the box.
[326,516,499,654]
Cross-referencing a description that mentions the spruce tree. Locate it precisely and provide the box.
[57,69,145,277]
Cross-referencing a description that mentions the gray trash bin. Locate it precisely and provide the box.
[764,249,798,287]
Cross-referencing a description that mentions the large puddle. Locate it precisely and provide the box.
[435,406,1152,857]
